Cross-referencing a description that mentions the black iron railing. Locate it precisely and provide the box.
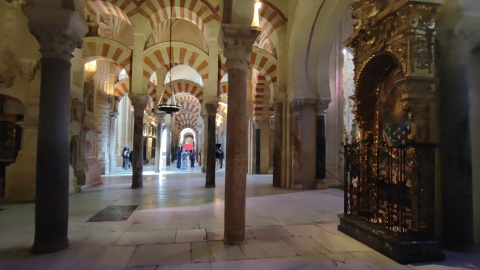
[344,142,437,239]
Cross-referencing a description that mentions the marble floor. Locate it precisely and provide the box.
[0,164,479,270]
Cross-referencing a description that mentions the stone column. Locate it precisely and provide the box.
[23,6,87,253]
[273,101,283,187]
[437,34,474,251]
[254,120,261,174]
[201,114,208,173]
[291,100,303,189]
[205,100,219,187]
[165,124,172,166]
[95,93,111,174]
[223,24,259,244]
[155,112,165,173]
[108,112,118,173]
[316,101,329,189]
[268,115,275,174]
[129,94,148,189]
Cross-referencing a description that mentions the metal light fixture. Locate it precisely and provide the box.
[157,0,180,114]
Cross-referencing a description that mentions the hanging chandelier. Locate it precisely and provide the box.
[157,0,180,114]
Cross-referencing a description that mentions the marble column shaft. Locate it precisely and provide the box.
[254,121,261,174]
[223,25,259,244]
[273,102,283,187]
[165,124,172,166]
[205,102,218,188]
[439,62,474,250]
[155,113,165,173]
[130,95,148,189]
[108,112,118,174]
[23,6,87,254]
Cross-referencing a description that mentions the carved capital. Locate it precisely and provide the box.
[129,94,149,116]
[0,49,17,88]
[317,99,331,116]
[222,24,260,70]
[273,101,283,114]
[204,97,220,116]
[23,6,87,61]
[254,119,262,129]
[155,112,166,124]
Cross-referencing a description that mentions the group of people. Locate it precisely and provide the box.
[122,146,133,170]
[176,148,196,170]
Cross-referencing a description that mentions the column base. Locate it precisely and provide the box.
[316,179,328,190]
[32,238,69,254]
[205,184,215,188]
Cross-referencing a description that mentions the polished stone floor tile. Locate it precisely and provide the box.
[311,234,371,253]
[249,226,292,239]
[116,230,176,245]
[240,238,297,259]
[176,228,207,243]
[282,224,327,237]
[128,243,191,267]
[91,246,137,268]
[0,165,477,269]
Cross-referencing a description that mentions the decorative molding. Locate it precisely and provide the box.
[23,7,88,61]
[222,24,260,71]
[16,58,38,81]
[129,94,149,116]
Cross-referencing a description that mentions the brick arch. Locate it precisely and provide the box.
[143,42,209,83]
[259,1,287,39]
[220,81,228,95]
[177,99,200,115]
[147,82,158,105]
[83,37,132,77]
[175,111,198,131]
[85,1,131,25]
[160,79,204,104]
[218,102,227,115]
[113,79,130,102]
[143,0,220,35]
[250,47,277,85]
[253,76,266,120]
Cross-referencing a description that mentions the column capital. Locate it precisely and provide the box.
[155,112,166,124]
[317,99,331,116]
[109,112,119,120]
[23,6,87,61]
[222,24,260,70]
[436,2,480,67]
[205,98,220,116]
[254,119,262,129]
[129,94,149,117]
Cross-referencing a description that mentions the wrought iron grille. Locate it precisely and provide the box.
[344,142,437,239]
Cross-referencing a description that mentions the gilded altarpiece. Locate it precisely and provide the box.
[339,0,443,264]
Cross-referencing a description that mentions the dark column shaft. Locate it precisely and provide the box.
[33,58,71,253]
[316,115,326,179]
[132,114,144,188]
[439,65,474,250]
[255,128,261,174]
[273,102,283,187]
[205,111,216,187]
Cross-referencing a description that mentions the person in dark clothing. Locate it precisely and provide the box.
[128,150,133,169]
[122,146,129,170]
[190,150,195,167]
[176,147,182,169]
[218,147,224,169]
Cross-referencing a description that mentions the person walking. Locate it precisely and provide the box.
[122,146,129,170]
[176,147,182,169]
[218,146,224,169]
[190,150,196,167]
[181,149,188,170]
